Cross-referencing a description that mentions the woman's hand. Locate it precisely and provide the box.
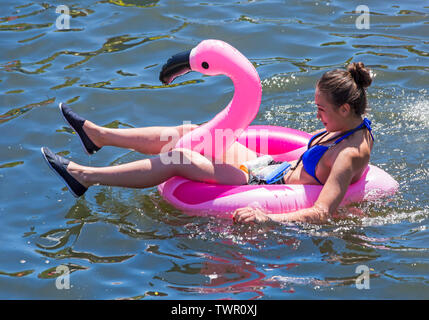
[233,207,271,224]
[233,204,331,225]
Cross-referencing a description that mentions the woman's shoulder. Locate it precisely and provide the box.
[334,135,371,170]
[342,127,373,151]
[328,132,371,166]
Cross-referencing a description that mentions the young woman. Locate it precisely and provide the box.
[42,62,373,224]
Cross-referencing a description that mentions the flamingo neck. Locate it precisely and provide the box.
[228,68,262,120]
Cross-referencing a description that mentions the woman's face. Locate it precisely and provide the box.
[314,87,343,132]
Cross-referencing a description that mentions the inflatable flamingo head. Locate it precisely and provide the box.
[159,39,257,85]
[159,39,262,161]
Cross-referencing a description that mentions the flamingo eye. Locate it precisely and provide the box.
[202,62,209,69]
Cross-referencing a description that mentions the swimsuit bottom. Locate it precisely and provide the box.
[240,156,290,185]
[247,169,286,185]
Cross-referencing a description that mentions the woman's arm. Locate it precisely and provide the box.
[233,148,367,224]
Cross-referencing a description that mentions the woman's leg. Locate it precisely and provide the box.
[222,140,258,168]
[82,121,198,155]
[63,104,258,166]
[82,119,258,167]
[67,148,248,189]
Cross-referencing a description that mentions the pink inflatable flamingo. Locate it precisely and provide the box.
[160,39,262,161]
[158,40,399,218]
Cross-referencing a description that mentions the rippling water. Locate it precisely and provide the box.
[0,0,428,300]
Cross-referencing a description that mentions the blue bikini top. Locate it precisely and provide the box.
[298,118,374,185]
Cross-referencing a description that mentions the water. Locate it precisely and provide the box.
[0,0,428,300]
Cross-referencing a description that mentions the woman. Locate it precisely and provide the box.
[42,62,373,224]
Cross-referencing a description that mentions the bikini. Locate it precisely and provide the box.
[246,118,374,185]
[295,118,374,184]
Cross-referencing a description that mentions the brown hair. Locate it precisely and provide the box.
[316,62,372,116]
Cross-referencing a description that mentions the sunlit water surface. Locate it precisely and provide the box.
[0,0,428,299]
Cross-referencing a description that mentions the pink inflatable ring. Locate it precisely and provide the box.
[158,125,398,219]
[157,40,399,219]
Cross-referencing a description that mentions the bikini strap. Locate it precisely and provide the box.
[362,118,374,141]
[307,130,327,148]
[333,118,374,145]
[292,118,374,171]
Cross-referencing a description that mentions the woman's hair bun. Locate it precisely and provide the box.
[347,62,372,88]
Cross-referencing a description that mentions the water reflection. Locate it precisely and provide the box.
[36,246,135,263]
[100,0,159,8]
[2,59,52,75]
[168,252,283,299]
[0,97,55,125]
[0,22,52,32]
[30,34,169,72]
[0,269,34,278]
[271,272,380,290]
[0,161,24,169]
[32,165,185,267]
[352,44,429,58]
[119,290,168,300]
[37,263,88,279]
[0,3,48,24]
[165,230,384,298]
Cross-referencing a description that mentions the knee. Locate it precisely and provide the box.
[163,148,202,167]
[170,148,212,173]
[170,148,192,162]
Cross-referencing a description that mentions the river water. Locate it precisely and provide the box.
[0,0,428,299]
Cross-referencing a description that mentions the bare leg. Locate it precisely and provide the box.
[67,148,248,189]
[82,120,258,167]
[54,108,261,193]
[83,121,198,155]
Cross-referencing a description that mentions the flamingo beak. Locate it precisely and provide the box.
[159,50,192,85]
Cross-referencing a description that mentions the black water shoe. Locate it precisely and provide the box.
[59,102,101,155]
[41,147,87,198]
